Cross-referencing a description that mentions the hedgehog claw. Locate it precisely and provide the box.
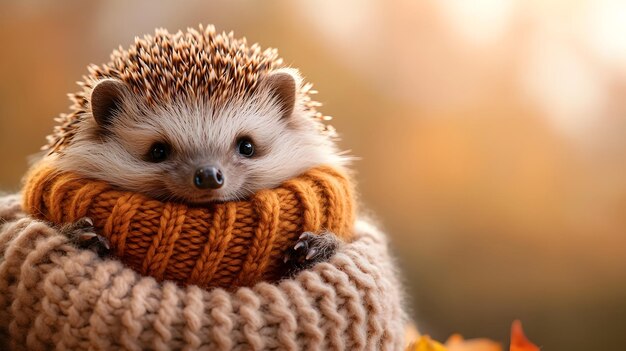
[283,231,340,276]
[305,248,317,260]
[294,241,306,251]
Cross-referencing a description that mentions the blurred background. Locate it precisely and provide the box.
[1,1,625,349]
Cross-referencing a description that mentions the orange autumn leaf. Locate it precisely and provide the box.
[446,334,502,351]
[405,320,539,351]
[510,320,540,351]
[406,333,503,351]
[407,335,448,351]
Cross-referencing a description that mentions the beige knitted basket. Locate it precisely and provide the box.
[0,195,406,351]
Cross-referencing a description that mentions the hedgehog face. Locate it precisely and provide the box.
[51,71,346,204]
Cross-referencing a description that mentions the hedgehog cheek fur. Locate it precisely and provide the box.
[51,87,345,204]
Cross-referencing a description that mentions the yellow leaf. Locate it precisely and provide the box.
[446,334,502,351]
[407,335,449,351]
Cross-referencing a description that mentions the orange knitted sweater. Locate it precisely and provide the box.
[21,161,355,288]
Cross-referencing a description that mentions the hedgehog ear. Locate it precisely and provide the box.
[90,79,128,127]
[262,69,300,120]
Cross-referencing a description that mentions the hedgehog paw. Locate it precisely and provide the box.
[62,217,111,258]
[284,231,339,275]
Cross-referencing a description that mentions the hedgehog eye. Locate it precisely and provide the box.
[148,142,170,162]
[237,137,255,157]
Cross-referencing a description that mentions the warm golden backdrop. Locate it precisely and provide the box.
[1,1,625,349]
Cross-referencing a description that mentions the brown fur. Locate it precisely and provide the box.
[46,25,335,154]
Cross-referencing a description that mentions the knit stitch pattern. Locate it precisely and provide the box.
[21,162,355,289]
[0,194,406,351]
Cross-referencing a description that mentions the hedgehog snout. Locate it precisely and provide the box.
[193,166,224,190]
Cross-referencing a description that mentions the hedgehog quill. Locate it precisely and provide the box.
[41,25,353,271]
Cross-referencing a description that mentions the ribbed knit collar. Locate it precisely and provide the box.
[22,162,355,288]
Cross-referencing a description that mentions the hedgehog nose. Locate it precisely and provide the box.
[194,166,224,189]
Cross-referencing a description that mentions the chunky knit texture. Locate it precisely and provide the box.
[0,194,406,351]
[21,161,355,289]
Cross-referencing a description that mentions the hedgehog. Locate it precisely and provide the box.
[42,25,351,269]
